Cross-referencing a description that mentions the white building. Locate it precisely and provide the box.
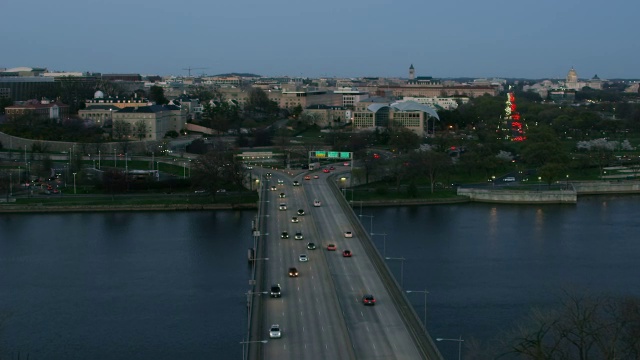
[400,96,469,110]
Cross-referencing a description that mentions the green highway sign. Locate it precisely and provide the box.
[311,151,351,159]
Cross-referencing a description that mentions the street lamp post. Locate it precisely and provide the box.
[538,176,542,191]
[436,336,464,360]
[98,150,101,169]
[73,173,77,194]
[406,289,429,327]
[371,232,387,258]
[385,256,405,287]
[358,214,374,234]
[239,339,268,360]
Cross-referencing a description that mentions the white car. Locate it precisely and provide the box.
[294,231,303,240]
[299,254,308,262]
[277,179,284,184]
[291,216,299,223]
[344,231,353,238]
[313,199,321,207]
[279,203,287,210]
[269,324,282,338]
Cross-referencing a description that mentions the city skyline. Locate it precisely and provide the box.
[2,0,638,79]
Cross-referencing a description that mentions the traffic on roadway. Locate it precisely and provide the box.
[251,164,438,359]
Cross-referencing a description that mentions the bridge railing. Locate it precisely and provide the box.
[247,181,268,360]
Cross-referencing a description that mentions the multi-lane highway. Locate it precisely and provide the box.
[250,166,443,359]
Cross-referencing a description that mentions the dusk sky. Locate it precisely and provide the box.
[2,0,638,79]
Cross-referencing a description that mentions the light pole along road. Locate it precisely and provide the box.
[253,166,443,359]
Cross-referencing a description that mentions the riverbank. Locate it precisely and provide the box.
[0,203,256,213]
[0,197,472,213]
[2,180,639,213]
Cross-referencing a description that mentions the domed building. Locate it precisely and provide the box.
[566,67,578,84]
[565,67,582,90]
[563,67,604,91]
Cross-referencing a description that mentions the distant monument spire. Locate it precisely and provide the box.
[409,64,415,80]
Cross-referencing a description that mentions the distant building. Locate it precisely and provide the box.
[111,104,186,140]
[367,64,499,98]
[267,83,341,109]
[80,90,151,126]
[333,87,369,108]
[101,74,143,82]
[304,105,351,127]
[352,98,440,136]
[83,90,150,109]
[549,89,576,103]
[170,94,202,119]
[563,67,604,91]
[624,83,639,93]
[203,76,241,87]
[0,76,59,101]
[5,98,69,121]
[0,67,47,77]
[400,96,468,110]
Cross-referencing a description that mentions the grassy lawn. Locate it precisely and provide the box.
[11,192,259,207]
[348,186,460,202]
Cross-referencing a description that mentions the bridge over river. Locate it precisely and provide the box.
[245,166,443,360]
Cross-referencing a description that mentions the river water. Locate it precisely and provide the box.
[1,195,639,359]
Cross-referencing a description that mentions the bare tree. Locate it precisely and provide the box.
[503,291,640,360]
[191,141,245,198]
[112,120,132,140]
[409,149,451,193]
[134,120,148,140]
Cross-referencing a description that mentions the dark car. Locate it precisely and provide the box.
[293,181,300,186]
[270,284,281,298]
[362,294,376,306]
[281,231,289,239]
[297,209,305,216]
[307,242,316,250]
[288,267,298,277]
[342,250,352,257]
